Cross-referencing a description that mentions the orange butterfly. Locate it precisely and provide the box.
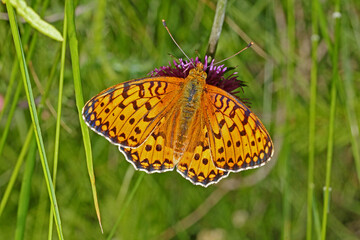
[82,55,274,187]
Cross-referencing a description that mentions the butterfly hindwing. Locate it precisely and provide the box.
[177,110,229,187]
[83,77,184,148]
[119,112,178,172]
[204,85,274,172]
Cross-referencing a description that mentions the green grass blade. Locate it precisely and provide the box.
[48,10,67,239]
[5,2,64,239]
[307,0,319,239]
[107,174,144,240]
[0,61,18,124]
[283,0,295,238]
[15,139,36,240]
[321,0,341,239]
[312,195,321,240]
[0,127,33,217]
[0,81,22,157]
[65,0,103,232]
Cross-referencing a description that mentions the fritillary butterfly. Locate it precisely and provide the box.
[82,55,274,187]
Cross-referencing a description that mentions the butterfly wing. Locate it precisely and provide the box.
[119,113,177,172]
[203,84,274,171]
[83,77,184,148]
[177,110,229,187]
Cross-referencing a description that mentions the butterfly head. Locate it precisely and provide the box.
[188,62,207,80]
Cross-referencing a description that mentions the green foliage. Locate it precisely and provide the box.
[0,0,359,239]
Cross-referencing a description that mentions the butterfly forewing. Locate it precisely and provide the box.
[203,84,274,171]
[82,77,185,148]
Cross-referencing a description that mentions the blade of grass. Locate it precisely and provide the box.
[107,174,144,240]
[65,0,103,232]
[15,139,36,240]
[282,0,295,238]
[0,126,33,217]
[5,2,64,239]
[312,195,321,240]
[48,9,67,239]
[306,0,319,239]
[321,1,341,239]
[115,166,135,209]
[0,61,18,124]
[0,81,22,157]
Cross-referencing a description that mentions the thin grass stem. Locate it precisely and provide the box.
[306,0,319,239]
[0,127,33,217]
[206,0,227,59]
[282,0,295,238]
[321,0,341,238]
[107,174,145,240]
[48,12,68,240]
[15,140,36,240]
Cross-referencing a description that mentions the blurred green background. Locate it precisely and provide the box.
[0,0,359,239]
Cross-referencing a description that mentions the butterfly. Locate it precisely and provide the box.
[82,56,273,187]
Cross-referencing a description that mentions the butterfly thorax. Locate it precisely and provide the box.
[173,63,207,163]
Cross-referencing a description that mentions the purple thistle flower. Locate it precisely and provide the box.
[149,56,248,104]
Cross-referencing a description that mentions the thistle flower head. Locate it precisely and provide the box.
[150,56,247,100]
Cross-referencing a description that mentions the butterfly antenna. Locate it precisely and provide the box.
[162,20,194,66]
[214,42,254,65]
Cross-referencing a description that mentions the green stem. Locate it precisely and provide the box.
[206,0,227,59]
[283,0,295,238]
[0,80,22,156]
[0,127,33,217]
[15,140,36,240]
[48,10,68,240]
[107,174,144,240]
[321,0,341,239]
[307,0,319,239]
